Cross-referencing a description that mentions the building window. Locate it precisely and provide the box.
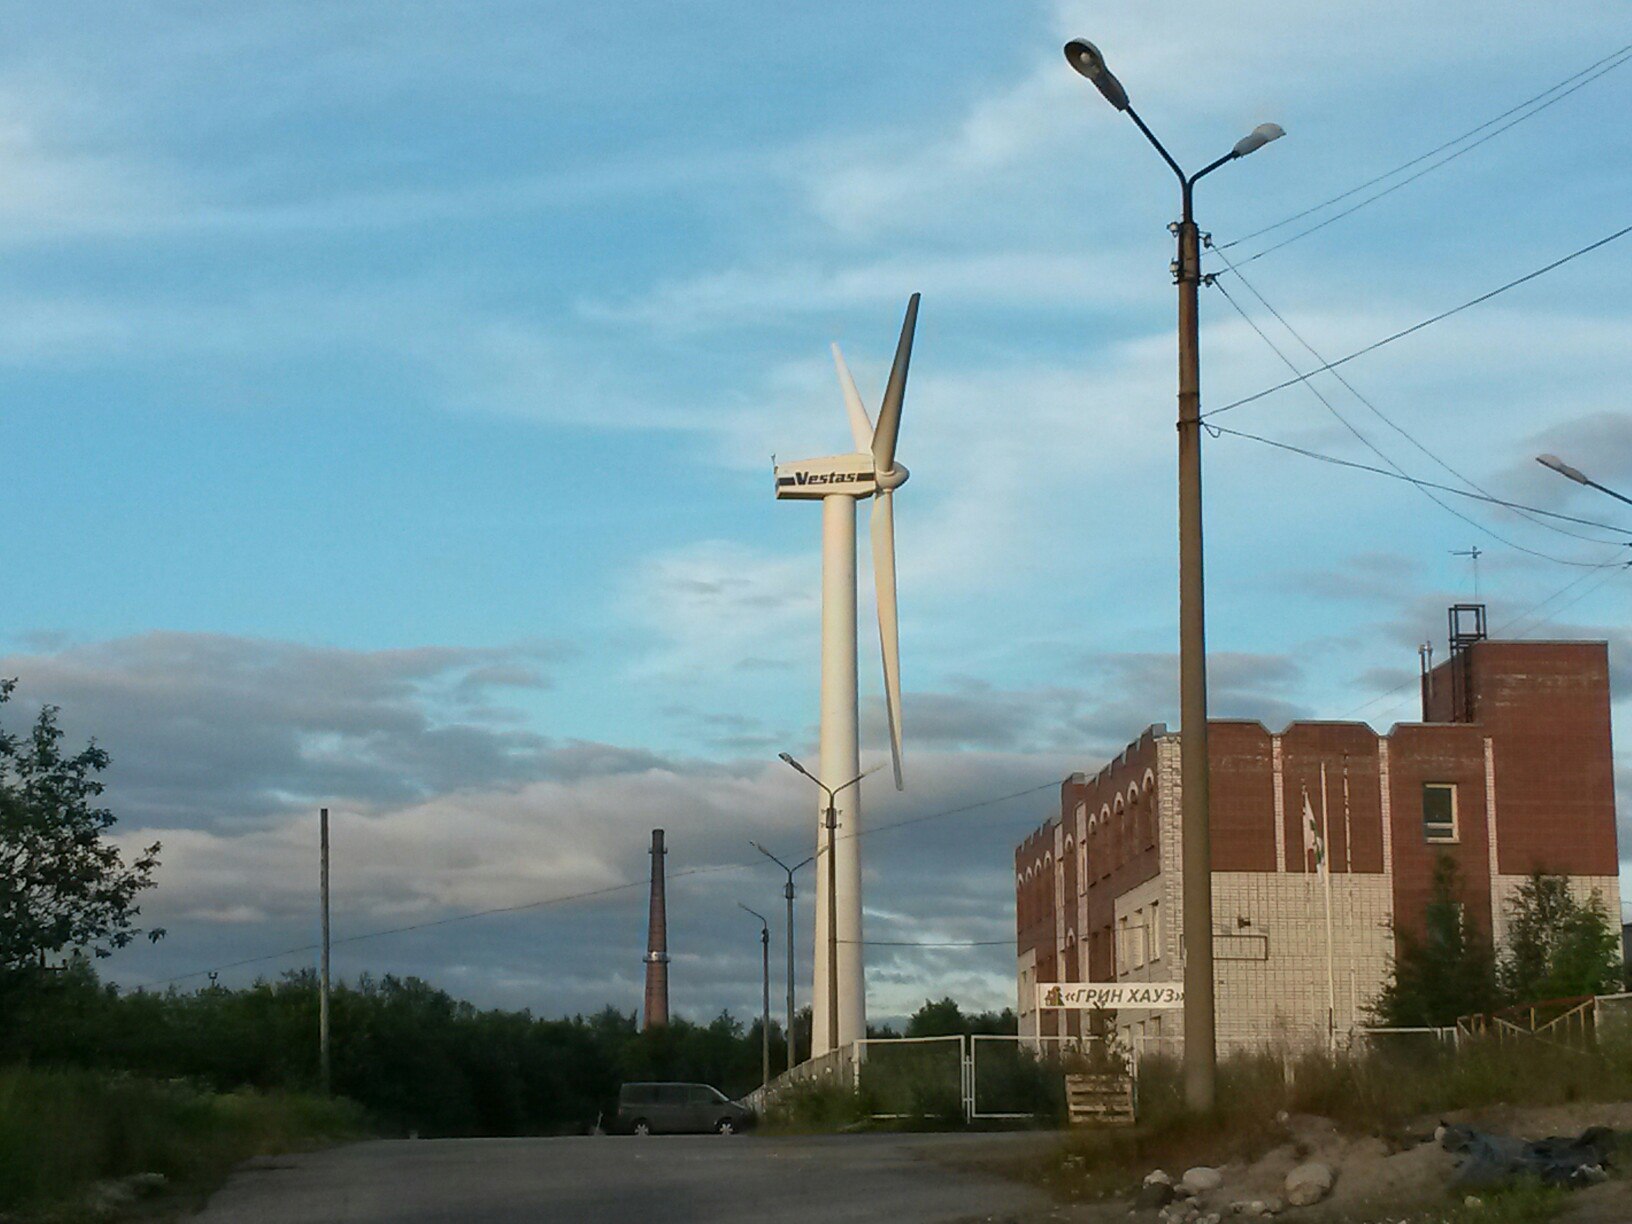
[1422,783,1458,843]
[1150,901,1161,960]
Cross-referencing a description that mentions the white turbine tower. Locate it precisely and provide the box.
[774,293,917,1055]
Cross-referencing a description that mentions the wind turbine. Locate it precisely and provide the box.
[774,293,917,1055]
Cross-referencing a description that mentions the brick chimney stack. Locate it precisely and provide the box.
[642,828,670,1029]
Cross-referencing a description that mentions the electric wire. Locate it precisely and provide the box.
[1201,224,1632,421]
[1219,43,1632,265]
[133,778,1063,990]
[1220,41,1632,251]
[1207,277,1630,568]
[1208,422,1632,541]
[1209,244,1625,547]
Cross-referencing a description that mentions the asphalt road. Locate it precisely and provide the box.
[195,1132,1062,1224]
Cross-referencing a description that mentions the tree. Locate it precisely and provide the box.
[1498,872,1622,1003]
[1372,855,1497,1027]
[0,680,162,982]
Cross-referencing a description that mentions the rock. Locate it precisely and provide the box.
[1263,1197,1284,1215]
[1137,1181,1177,1210]
[1463,1194,1484,1208]
[1229,1201,1268,1217]
[1144,1169,1174,1187]
[1160,1201,1199,1224]
[1180,1166,1224,1195]
[1283,1160,1334,1207]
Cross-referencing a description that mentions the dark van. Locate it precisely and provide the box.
[614,1082,754,1135]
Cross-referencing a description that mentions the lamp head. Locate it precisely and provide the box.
[1232,122,1286,158]
[1063,39,1130,111]
[1537,454,1591,485]
[777,752,797,766]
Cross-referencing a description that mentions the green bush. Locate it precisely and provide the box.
[0,1066,364,1217]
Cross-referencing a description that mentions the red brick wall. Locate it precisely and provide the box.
[1277,723,1387,875]
[1467,641,1618,877]
[1385,722,1493,939]
[1208,722,1277,871]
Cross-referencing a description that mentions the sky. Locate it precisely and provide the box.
[3,0,1631,1027]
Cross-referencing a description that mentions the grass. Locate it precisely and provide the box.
[0,1066,367,1220]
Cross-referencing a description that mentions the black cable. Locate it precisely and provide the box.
[1210,245,1624,547]
[1202,224,1632,421]
[1208,282,1630,568]
[1208,421,1632,542]
[1219,43,1632,259]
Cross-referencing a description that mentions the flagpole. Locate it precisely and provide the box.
[1319,763,1336,1054]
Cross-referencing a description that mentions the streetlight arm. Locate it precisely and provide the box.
[1125,106,1187,186]
[1189,149,1238,187]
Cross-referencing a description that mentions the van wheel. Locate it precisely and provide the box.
[632,1119,651,1136]
[716,1118,736,1135]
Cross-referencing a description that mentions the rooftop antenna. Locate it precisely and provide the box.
[773,294,918,1055]
[1450,546,1482,599]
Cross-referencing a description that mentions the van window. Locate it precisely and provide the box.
[687,1085,719,1105]
[620,1084,657,1106]
[656,1084,689,1105]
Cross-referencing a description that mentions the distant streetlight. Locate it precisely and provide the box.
[752,841,814,1074]
[1537,454,1632,507]
[738,903,772,1093]
[1064,35,1285,1116]
[777,753,876,1055]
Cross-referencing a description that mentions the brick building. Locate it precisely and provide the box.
[1014,611,1622,1050]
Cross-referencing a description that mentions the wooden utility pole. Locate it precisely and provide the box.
[320,807,332,1096]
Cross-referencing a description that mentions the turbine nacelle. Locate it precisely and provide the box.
[773,458,908,500]
[774,454,878,500]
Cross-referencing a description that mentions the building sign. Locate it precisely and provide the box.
[1037,982,1183,1010]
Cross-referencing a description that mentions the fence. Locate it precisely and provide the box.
[742,991,1632,1123]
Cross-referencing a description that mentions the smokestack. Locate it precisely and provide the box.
[642,828,670,1029]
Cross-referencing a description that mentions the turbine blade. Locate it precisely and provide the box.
[872,293,919,475]
[832,343,874,454]
[871,489,904,790]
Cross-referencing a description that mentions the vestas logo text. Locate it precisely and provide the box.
[783,471,873,487]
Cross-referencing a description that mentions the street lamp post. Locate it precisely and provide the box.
[1064,36,1285,1114]
[752,842,814,1073]
[778,753,875,1056]
[1537,454,1632,508]
[739,903,772,1092]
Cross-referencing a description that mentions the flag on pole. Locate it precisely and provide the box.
[1302,790,1326,877]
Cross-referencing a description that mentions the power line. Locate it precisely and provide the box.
[1202,224,1632,421]
[1209,245,1624,547]
[1207,280,1630,568]
[1209,422,1632,543]
[1219,43,1632,264]
[133,777,1064,990]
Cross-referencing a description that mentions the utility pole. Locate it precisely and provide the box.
[319,807,331,1097]
[752,842,813,1074]
[739,904,771,1091]
[1174,175,1218,1114]
[1063,36,1285,1114]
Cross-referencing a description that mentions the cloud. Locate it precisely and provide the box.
[0,632,568,828]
